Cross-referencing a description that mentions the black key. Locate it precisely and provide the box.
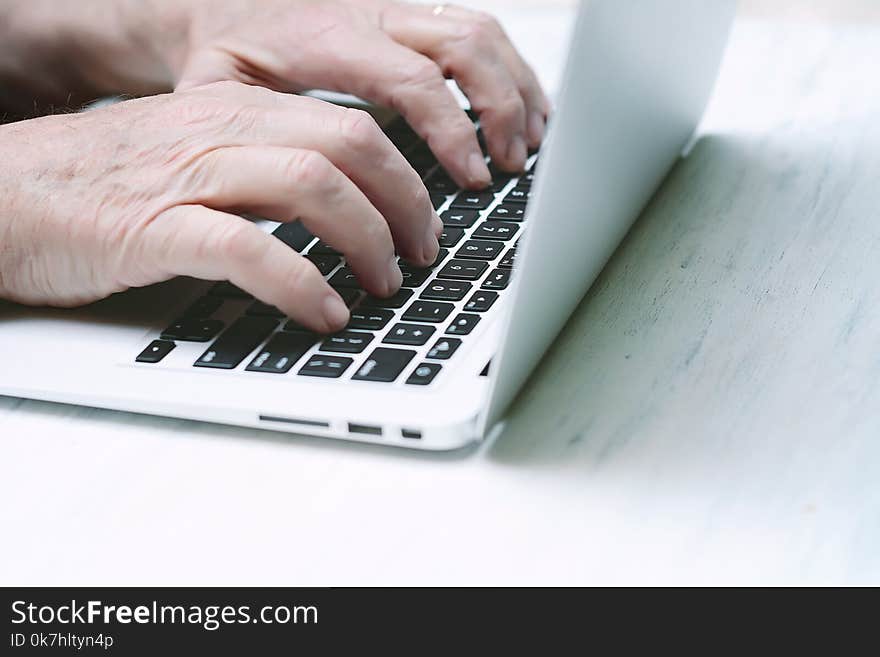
[329,267,360,288]
[182,296,222,319]
[441,210,480,229]
[450,191,496,211]
[476,128,489,155]
[352,348,416,383]
[399,267,432,288]
[519,171,536,186]
[334,287,362,308]
[348,308,394,331]
[384,117,420,150]
[360,288,413,309]
[320,331,374,354]
[426,170,458,195]
[298,355,353,379]
[488,163,515,192]
[446,313,481,336]
[136,340,176,364]
[307,254,342,276]
[400,248,448,270]
[488,202,526,222]
[465,291,499,312]
[246,332,315,374]
[383,323,436,346]
[406,363,443,386]
[427,337,462,360]
[439,227,465,248]
[437,259,489,281]
[309,241,341,256]
[472,221,520,241]
[505,187,531,205]
[482,269,511,290]
[162,318,224,342]
[209,281,252,299]
[402,301,455,323]
[283,319,308,332]
[194,317,278,369]
[499,249,517,269]
[420,280,472,301]
[430,194,447,211]
[246,301,284,318]
[456,240,504,261]
[272,220,314,251]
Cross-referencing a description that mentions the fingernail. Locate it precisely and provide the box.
[431,212,443,239]
[388,257,403,294]
[468,152,491,187]
[508,136,528,171]
[528,112,545,147]
[323,293,350,330]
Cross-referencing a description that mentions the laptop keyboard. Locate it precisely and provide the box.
[135,112,537,386]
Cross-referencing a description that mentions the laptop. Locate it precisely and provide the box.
[0,0,735,450]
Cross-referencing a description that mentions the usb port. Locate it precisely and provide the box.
[348,423,382,436]
[401,429,422,440]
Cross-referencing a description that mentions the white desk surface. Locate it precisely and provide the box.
[3,5,880,586]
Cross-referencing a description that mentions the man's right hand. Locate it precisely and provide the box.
[0,81,442,333]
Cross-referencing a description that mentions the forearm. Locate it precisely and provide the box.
[0,0,189,116]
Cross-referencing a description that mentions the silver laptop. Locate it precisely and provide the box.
[0,0,735,450]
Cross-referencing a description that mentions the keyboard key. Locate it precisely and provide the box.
[420,280,472,301]
[136,340,176,364]
[406,363,443,386]
[272,220,314,251]
[162,318,224,342]
[441,210,480,229]
[209,281,252,299]
[352,348,416,383]
[399,267,432,288]
[307,254,342,276]
[298,355,353,378]
[309,240,341,256]
[360,288,413,309]
[383,323,436,346]
[246,301,284,317]
[482,269,511,290]
[456,240,504,261]
[427,337,462,360]
[488,202,526,222]
[246,332,315,374]
[437,259,489,281]
[402,301,455,323]
[472,221,520,241]
[430,194,446,210]
[499,249,517,269]
[348,308,394,331]
[464,291,499,312]
[182,296,222,319]
[400,248,448,270]
[450,191,496,210]
[329,267,360,288]
[446,313,481,335]
[504,187,531,205]
[194,317,278,369]
[320,331,374,354]
[439,227,465,248]
[283,319,308,332]
[426,170,458,195]
[334,287,362,308]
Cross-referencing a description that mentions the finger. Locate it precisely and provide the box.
[186,84,440,266]
[379,4,531,171]
[143,205,349,333]
[188,145,403,297]
[273,32,492,189]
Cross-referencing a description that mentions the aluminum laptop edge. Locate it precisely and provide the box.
[0,0,736,451]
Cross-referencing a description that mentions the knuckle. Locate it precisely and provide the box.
[401,58,445,90]
[465,11,502,41]
[215,220,263,266]
[338,108,382,151]
[286,150,334,190]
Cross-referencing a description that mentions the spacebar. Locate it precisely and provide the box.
[194,317,278,370]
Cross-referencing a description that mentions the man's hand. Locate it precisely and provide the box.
[168,1,549,187]
[0,82,441,332]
